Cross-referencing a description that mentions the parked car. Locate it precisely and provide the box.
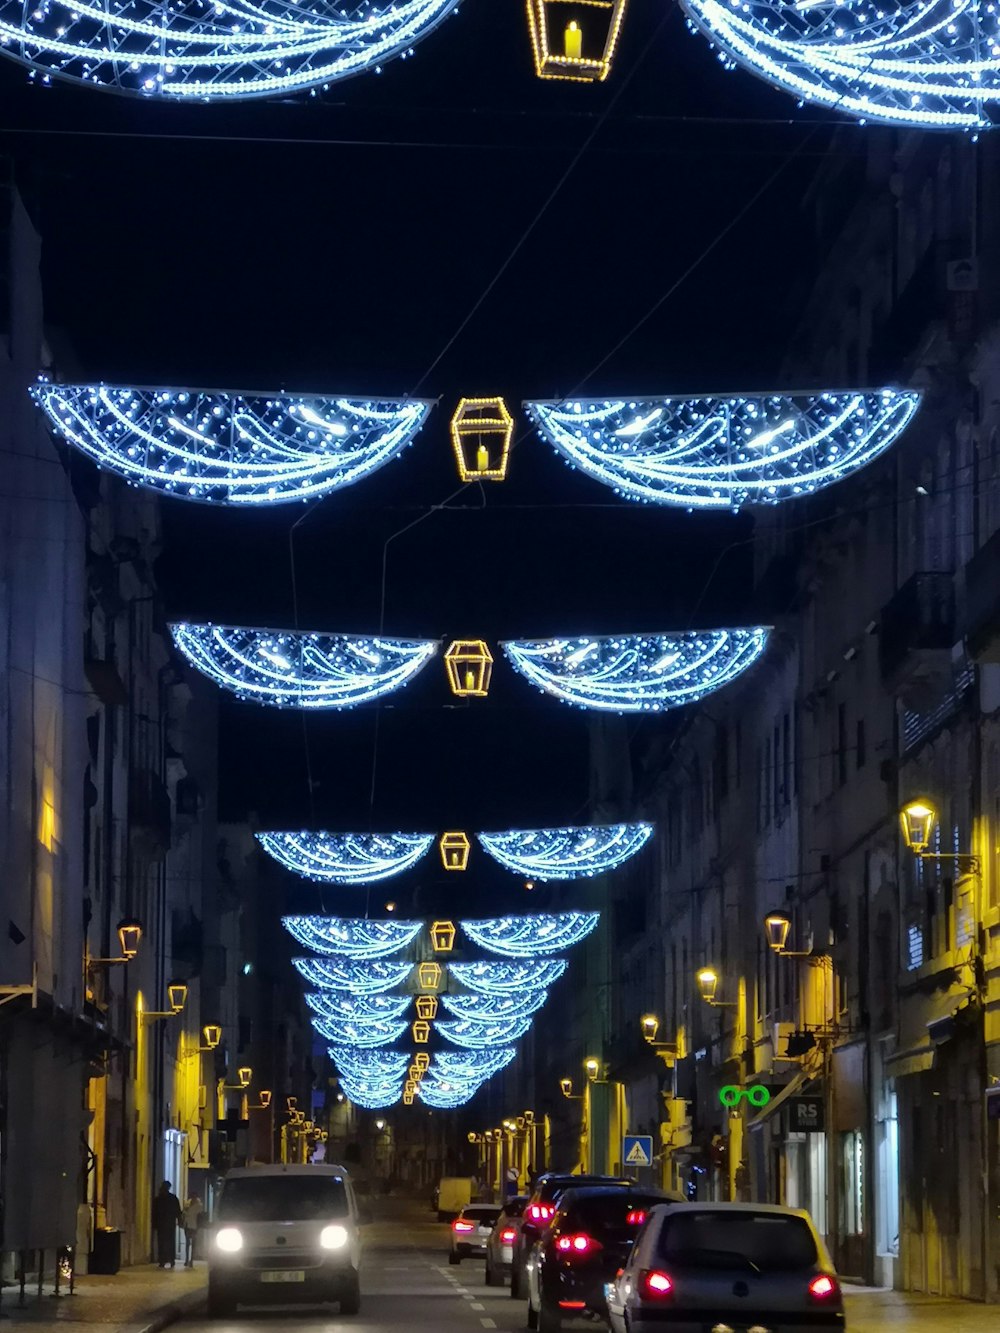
[484,1196,528,1286]
[607,1202,844,1333]
[207,1163,363,1317]
[510,1174,631,1298]
[450,1203,503,1264]
[525,1185,683,1331]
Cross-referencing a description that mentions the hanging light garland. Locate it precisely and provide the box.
[679,0,1000,131]
[477,822,653,879]
[439,989,549,1022]
[437,1015,536,1047]
[31,382,432,503]
[310,1015,410,1047]
[460,911,600,957]
[0,0,462,100]
[502,630,770,713]
[329,1049,412,1080]
[433,1048,518,1080]
[304,993,412,1022]
[257,831,435,883]
[524,389,920,509]
[448,959,568,993]
[282,916,423,959]
[171,624,437,710]
[417,1079,484,1109]
[292,959,413,993]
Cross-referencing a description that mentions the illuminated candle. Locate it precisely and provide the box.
[464,669,476,692]
[476,443,490,471]
[564,21,582,59]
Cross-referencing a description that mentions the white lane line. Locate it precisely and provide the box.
[480,1320,497,1329]
[470,1301,486,1310]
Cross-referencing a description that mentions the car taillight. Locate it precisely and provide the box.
[528,1203,554,1224]
[640,1269,674,1299]
[500,1228,517,1243]
[555,1233,603,1258]
[452,1220,475,1233]
[625,1209,647,1226]
[808,1275,839,1300]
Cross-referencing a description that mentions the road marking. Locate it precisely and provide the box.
[480,1320,496,1329]
[470,1301,485,1310]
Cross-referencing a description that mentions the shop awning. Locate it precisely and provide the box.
[747,1068,814,1130]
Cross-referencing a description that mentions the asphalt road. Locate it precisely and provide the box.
[177,1199,1000,1333]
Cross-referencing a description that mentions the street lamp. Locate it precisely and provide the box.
[87,918,143,977]
[763,912,813,957]
[237,1067,252,1089]
[696,968,736,1007]
[640,1013,679,1065]
[899,798,980,872]
[142,981,188,1021]
[560,1078,583,1100]
[375,1119,386,1132]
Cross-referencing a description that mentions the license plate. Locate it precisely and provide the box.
[260,1270,305,1283]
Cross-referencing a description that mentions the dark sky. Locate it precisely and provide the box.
[2,4,856,832]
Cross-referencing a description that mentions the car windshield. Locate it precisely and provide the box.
[218,1175,348,1222]
[657,1211,818,1273]
[564,1195,669,1241]
[462,1207,502,1224]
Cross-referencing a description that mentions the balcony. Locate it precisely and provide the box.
[879,572,956,707]
[965,525,1000,663]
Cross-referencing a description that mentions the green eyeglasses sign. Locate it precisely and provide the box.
[719,1086,771,1109]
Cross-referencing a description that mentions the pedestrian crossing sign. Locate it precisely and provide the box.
[623,1134,653,1167]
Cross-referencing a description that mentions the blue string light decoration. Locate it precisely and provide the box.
[258,831,434,884]
[31,382,433,503]
[417,1080,482,1109]
[310,1015,410,1047]
[433,1049,517,1080]
[460,912,600,958]
[328,1049,412,1080]
[0,0,461,100]
[525,390,920,509]
[282,916,423,959]
[293,958,413,993]
[440,990,548,1022]
[502,630,769,713]
[171,624,437,710]
[448,960,568,994]
[337,1078,403,1109]
[305,993,411,1022]
[478,822,653,880]
[679,1,1000,130]
[436,1016,535,1047]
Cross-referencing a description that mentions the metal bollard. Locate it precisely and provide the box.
[18,1252,26,1306]
[37,1250,44,1299]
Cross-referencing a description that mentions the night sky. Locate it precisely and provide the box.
[2,4,860,837]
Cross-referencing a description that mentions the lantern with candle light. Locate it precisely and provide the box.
[450,397,513,481]
[430,920,457,953]
[444,642,493,699]
[415,1052,430,1070]
[416,995,439,1020]
[412,1020,431,1043]
[526,0,628,83]
[439,831,471,871]
[418,961,443,990]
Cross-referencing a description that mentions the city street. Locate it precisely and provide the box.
[170,1204,1000,1333]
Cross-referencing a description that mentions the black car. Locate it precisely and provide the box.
[526,1186,685,1332]
[510,1174,631,1299]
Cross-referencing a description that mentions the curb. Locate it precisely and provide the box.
[136,1287,207,1333]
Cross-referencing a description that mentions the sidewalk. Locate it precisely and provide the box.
[844,1285,1000,1331]
[0,1264,205,1333]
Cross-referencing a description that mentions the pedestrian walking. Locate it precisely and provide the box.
[152,1180,182,1268]
[182,1193,204,1267]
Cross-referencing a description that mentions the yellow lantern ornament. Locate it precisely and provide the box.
[418,961,442,990]
[444,641,493,699]
[526,0,628,83]
[412,1020,431,1044]
[409,1064,424,1082]
[416,995,439,1020]
[430,920,457,953]
[414,1052,430,1070]
[403,1091,414,1105]
[450,397,513,481]
[439,832,471,871]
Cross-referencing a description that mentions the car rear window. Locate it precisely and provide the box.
[462,1206,502,1224]
[539,1176,628,1202]
[565,1194,669,1238]
[657,1210,818,1273]
[503,1199,527,1219]
[218,1175,348,1222]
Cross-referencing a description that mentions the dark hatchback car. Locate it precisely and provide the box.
[510,1174,631,1299]
[526,1186,685,1332]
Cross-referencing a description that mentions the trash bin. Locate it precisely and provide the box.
[89,1227,121,1275]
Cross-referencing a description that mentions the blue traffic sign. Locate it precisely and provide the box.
[623,1134,654,1168]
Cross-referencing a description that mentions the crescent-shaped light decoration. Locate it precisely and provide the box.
[328,1049,412,1080]
[0,0,461,100]
[293,958,413,993]
[305,993,411,1022]
[501,630,770,713]
[439,989,549,1023]
[477,822,653,880]
[679,0,999,130]
[336,1079,403,1110]
[31,383,433,503]
[432,1048,518,1080]
[525,389,920,509]
[460,911,600,958]
[417,1080,483,1109]
[310,1015,410,1047]
[282,916,423,959]
[435,1015,535,1048]
[171,624,437,710]
[448,959,568,994]
[258,831,434,884]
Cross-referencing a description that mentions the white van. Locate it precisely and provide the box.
[208,1163,363,1316]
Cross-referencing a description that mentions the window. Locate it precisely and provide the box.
[657,1210,818,1271]
[218,1175,348,1221]
[841,1132,865,1237]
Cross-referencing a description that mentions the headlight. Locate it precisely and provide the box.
[215,1227,243,1253]
[320,1224,349,1251]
